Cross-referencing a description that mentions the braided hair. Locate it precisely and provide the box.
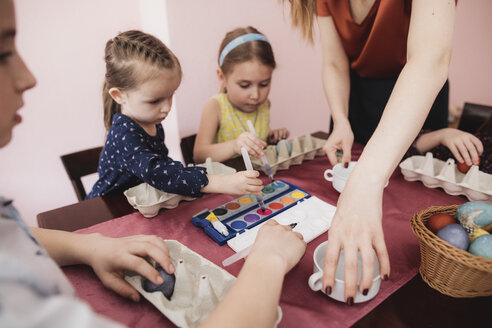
[102,30,181,130]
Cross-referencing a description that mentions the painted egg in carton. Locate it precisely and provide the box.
[251,134,326,175]
[399,152,492,201]
[125,240,282,328]
[124,158,236,218]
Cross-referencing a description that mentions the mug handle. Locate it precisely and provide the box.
[308,271,324,291]
[324,169,334,182]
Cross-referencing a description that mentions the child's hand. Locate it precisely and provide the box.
[268,128,290,144]
[439,128,483,165]
[248,220,306,274]
[203,171,263,195]
[87,234,174,302]
[233,132,267,157]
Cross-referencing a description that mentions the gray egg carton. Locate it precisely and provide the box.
[251,134,326,175]
[124,158,237,218]
[399,152,492,202]
[125,240,282,328]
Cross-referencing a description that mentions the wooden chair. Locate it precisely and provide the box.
[60,146,103,201]
[180,134,196,166]
[458,102,492,134]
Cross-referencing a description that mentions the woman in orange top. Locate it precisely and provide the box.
[284,0,456,305]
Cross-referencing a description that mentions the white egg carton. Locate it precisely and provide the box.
[124,158,236,218]
[251,134,326,175]
[125,240,282,328]
[399,152,492,202]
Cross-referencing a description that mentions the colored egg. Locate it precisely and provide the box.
[436,224,470,250]
[427,212,457,233]
[457,161,472,174]
[141,265,176,300]
[456,201,492,232]
[276,139,292,156]
[469,234,492,260]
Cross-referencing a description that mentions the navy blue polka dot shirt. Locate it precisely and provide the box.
[86,114,208,199]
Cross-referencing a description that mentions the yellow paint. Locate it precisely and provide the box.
[238,197,253,204]
[469,228,489,242]
[291,191,305,199]
[205,212,219,222]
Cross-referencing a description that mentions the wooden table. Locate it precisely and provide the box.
[37,133,491,327]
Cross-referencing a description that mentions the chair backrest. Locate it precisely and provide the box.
[458,102,492,134]
[180,134,197,166]
[60,146,103,201]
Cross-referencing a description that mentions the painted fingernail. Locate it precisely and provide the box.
[344,162,348,168]
[346,297,354,305]
[325,286,332,295]
[383,274,389,281]
[362,288,368,296]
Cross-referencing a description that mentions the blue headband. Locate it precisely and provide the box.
[219,33,270,66]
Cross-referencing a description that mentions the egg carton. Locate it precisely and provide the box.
[399,152,492,202]
[125,240,282,328]
[124,158,236,218]
[251,134,326,175]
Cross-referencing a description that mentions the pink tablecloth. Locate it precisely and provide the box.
[63,146,466,328]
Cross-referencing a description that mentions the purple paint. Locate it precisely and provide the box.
[244,214,260,222]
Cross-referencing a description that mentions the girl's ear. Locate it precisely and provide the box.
[108,87,125,104]
[216,68,225,84]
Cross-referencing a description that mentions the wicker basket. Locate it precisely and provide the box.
[409,205,492,297]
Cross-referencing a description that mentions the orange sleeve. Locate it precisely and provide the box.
[317,0,331,17]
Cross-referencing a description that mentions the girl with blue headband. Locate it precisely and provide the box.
[194,26,290,163]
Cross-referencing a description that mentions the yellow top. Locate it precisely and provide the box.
[214,93,270,144]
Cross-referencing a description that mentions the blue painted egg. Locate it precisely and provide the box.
[437,224,470,250]
[469,234,492,260]
[276,139,292,156]
[141,265,176,300]
[456,201,492,232]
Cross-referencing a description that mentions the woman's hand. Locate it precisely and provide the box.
[248,220,306,274]
[439,128,483,165]
[322,180,390,305]
[323,122,354,167]
[233,132,267,157]
[86,234,174,302]
[267,128,290,144]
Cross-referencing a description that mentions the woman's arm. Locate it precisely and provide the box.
[193,98,266,162]
[318,16,353,166]
[322,0,455,303]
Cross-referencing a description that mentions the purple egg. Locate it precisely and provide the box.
[436,224,470,250]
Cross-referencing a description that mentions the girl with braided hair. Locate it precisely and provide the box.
[87,30,263,199]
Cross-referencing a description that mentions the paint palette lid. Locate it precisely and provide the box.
[124,240,283,328]
[124,183,195,218]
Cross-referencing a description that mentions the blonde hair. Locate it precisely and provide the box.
[102,30,181,130]
[282,0,317,44]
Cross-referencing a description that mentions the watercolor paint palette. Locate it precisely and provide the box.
[191,180,311,245]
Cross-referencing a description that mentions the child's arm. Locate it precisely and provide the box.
[30,227,173,302]
[200,220,306,328]
[415,128,483,165]
[194,98,266,162]
[203,171,263,195]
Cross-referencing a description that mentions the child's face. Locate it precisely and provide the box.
[0,0,36,148]
[112,66,181,133]
[219,60,273,113]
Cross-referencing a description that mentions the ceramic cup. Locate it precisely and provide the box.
[323,161,357,193]
[308,241,381,303]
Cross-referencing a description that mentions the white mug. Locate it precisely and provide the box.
[308,241,381,303]
[323,161,357,193]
